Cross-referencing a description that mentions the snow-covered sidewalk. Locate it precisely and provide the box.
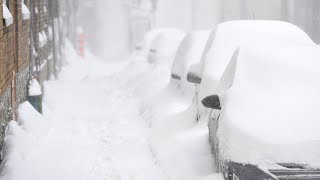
[0,45,222,180]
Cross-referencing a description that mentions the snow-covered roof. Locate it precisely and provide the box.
[199,20,315,100]
[225,45,320,143]
[218,45,320,168]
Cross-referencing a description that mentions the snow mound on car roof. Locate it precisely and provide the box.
[199,20,315,101]
[225,45,320,143]
[219,45,320,168]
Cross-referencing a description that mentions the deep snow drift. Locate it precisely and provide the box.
[0,43,222,180]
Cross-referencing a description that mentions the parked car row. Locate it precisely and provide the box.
[139,20,320,180]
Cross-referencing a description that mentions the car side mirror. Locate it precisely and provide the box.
[171,73,181,80]
[202,95,221,110]
[135,45,142,50]
[149,48,156,53]
[187,64,202,84]
[187,72,202,84]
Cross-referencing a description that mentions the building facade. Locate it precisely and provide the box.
[126,0,154,51]
[0,0,71,161]
[152,0,319,43]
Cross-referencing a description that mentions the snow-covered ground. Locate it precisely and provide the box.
[0,43,222,180]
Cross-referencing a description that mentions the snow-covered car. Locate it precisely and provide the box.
[184,29,217,120]
[146,28,185,66]
[201,21,320,179]
[170,30,211,94]
[199,21,314,102]
[141,31,211,122]
[187,20,315,121]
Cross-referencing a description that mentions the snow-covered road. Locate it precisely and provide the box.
[0,45,222,180]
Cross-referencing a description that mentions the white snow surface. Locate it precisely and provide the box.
[0,42,222,180]
[141,75,221,180]
[48,27,53,40]
[39,31,48,48]
[3,4,13,27]
[21,1,30,20]
[199,20,315,101]
[28,79,42,96]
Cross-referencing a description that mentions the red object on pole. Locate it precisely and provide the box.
[77,33,85,58]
